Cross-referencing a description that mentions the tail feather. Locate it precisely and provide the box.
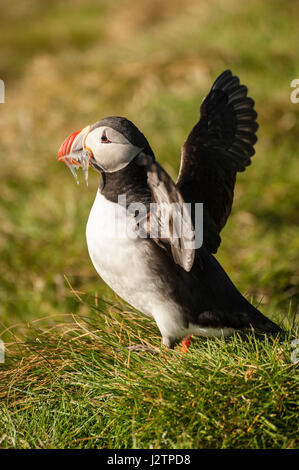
[243,304,283,334]
[198,248,284,334]
[243,302,283,334]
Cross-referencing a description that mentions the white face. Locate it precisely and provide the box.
[85,126,143,172]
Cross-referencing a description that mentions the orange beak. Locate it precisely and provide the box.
[57,126,92,185]
[57,129,82,163]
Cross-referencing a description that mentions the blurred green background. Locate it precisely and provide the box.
[0,0,298,334]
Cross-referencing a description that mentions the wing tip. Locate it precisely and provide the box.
[211,69,259,168]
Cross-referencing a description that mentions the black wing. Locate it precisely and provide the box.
[176,70,258,253]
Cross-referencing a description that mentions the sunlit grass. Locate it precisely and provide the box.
[0,296,297,449]
[0,0,298,449]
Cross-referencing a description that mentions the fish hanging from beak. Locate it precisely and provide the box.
[57,126,93,186]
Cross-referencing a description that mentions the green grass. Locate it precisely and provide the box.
[0,299,297,449]
[0,0,298,449]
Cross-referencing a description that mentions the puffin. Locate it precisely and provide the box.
[57,70,282,349]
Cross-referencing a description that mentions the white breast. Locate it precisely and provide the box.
[86,190,234,342]
[86,191,182,327]
[86,191,148,308]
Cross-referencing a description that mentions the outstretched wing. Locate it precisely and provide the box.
[176,70,258,253]
[136,153,195,272]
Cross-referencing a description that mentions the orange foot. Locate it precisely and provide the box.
[180,335,192,353]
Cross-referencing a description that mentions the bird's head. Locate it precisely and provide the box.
[57,116,153,185]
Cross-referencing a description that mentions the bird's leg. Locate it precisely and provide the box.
[162,335,192,353]
[180,335,192,353]
[162,336,176,349]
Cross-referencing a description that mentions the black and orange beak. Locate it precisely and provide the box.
[57,129,83,164]
[57,126,92,185]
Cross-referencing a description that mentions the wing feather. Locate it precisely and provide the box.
[176,70,258,253]
[136,153,195,272]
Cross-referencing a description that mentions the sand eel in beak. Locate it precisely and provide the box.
[57,126,93,185]
[57,70,282,350]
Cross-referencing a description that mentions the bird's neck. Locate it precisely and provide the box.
[100,158,152,207]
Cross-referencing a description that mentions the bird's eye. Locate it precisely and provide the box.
[101,131,110,143]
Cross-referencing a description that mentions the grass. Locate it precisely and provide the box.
[0,298,297,449]
[0,0,298,449]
